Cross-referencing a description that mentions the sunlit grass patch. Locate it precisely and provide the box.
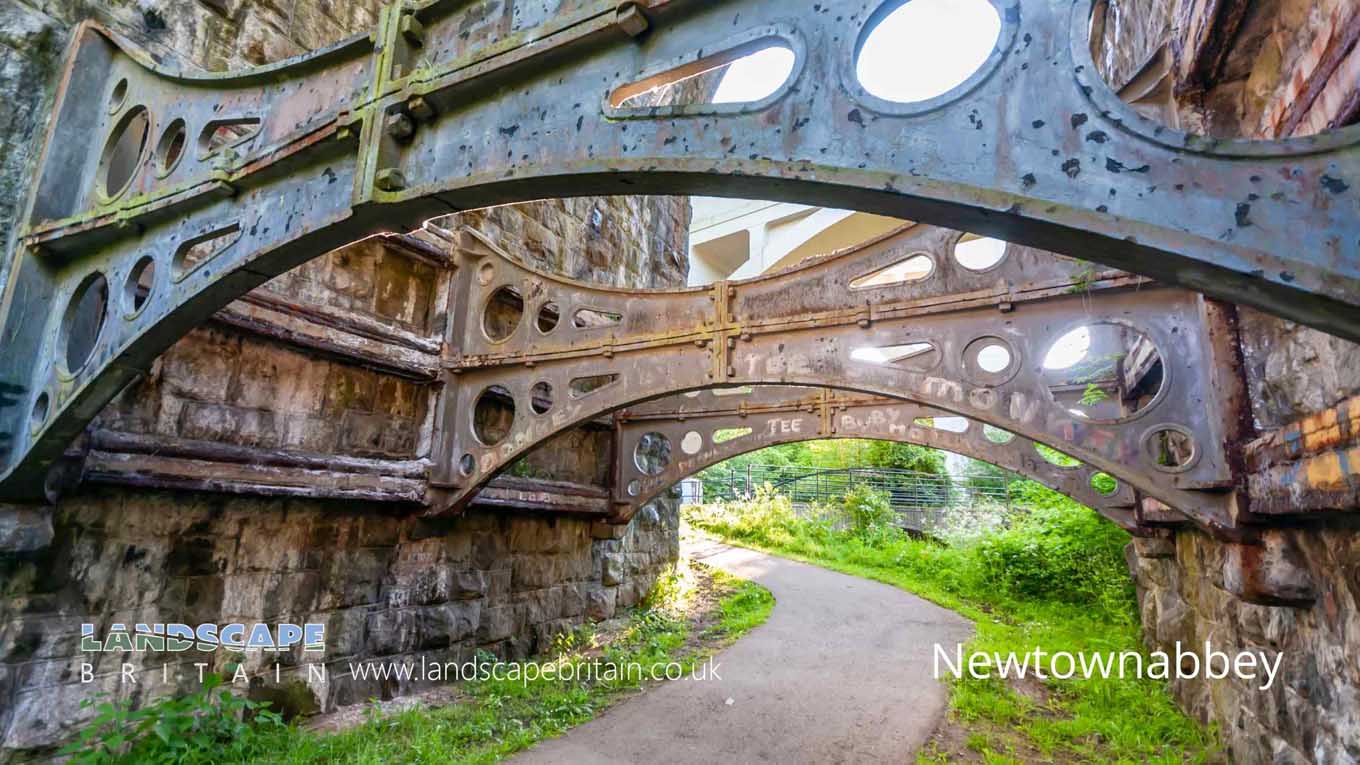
[686,486,1220,763]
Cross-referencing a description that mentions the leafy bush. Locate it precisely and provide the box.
[60,671,283,764]
[840,484,895,537]
[971,502,1135,618]
[689,490,1214,761]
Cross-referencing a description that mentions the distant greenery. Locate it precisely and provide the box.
[62,566,773,765]
[701,438,946,473]
[688,486,1218,763]
[698,439,948,492]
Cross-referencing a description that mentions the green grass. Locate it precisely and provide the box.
[687,488,1219,764]
[62,563,773,765]
[705,568,776,639]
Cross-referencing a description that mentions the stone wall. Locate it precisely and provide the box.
[1130,527,1360,762]
[1096,3,1360,762]
[0,489,679,755]
[0,1,689,760]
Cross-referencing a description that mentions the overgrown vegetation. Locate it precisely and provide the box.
[60,564,773,765]
[688,485,1219,763]
[60,671,284,764]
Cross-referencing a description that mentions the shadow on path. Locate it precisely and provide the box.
[511,537,973,764]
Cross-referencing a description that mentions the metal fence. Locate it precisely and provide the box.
[695,463,1013,531]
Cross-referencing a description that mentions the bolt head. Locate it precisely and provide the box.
[615,4,649,37]
[385,112,415,140]
[375,168,407,191]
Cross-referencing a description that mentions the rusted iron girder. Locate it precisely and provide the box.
[431,224,1242,534]
[6,0,1354,508]
[610,385,1149,532]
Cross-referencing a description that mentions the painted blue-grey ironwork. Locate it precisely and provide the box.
[0,0,1345,535]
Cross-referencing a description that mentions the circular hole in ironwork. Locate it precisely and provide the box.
[537,302,560,333]
[472,385,515,446]
[62,272,109,375]
[99,106,150,200]
[530,381,553,414]
[961,336,1016,384]
[30,392,49,433]
[1090,472,1118,496]
[125,256,155,315]
[1042,323,1164,423]
[627,479,641,497]
[458,453,476,476]
[982,424,1014,444]
[975,343,1011,373]
[109,78,128,113]
[1035,443,1080,468]
[634,432,672,476]
[680,430,703,455]
[482,286,523,342]
[954,235,1008,271]
[856,0,1002,104]
[156,118,187,176]
[1145,426,1197,471]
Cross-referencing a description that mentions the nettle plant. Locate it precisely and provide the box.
[60,670,283,764]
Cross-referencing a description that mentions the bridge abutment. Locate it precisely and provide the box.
[0,489,679,752]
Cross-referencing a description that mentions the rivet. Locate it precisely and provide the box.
[375,168,407,191]
[408,96,436,122]
[386,112,415,141]
[614,3,649,37]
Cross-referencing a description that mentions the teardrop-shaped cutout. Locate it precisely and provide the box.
[199,117,261,159]
[712,386,754,397]
[914,416,969,433]
[713,427,753,443]
[174,222,241,280]
[849,253,933,289]
[610,39,795,110]
[569,373,619,398]
[982,425,1015,444]
[573,307,623,329]
[850,342,938,371]
[1035,443,1080,468]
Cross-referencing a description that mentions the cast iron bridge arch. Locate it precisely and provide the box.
[1,0,1353,545]
[611,385,1143,532]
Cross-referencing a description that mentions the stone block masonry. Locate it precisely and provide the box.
[1094,3,1360,761]
[0,490,679,754]
[0,0,689,759]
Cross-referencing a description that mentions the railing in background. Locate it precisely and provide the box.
[693,464,1013,531]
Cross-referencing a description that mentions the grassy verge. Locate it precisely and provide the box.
[687,488,1219,764]
[61,561,773,765]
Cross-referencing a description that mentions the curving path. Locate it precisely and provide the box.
[511,537,973,764]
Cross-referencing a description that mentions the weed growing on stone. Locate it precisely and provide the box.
[58,669,284,764]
